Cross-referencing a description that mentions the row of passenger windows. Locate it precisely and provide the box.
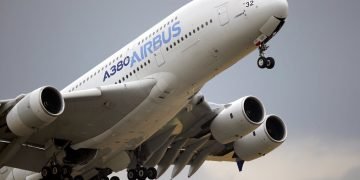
[138,16,178,46]
[68,59,152,92]
[165,19,213,51]
[68,52,127,92]
[114,59,151,84]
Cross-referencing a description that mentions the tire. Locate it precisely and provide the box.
[127,169,137,180]
[110,176,120,180]
[147,167,157,179]
[41,167,51,178]
[51,165,61,176]
[61,165,72,176]
[257,57,267,69]
[266,57,275,69]
[137,167,147,179]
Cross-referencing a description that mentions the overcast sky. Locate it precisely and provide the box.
[1,0,360,180]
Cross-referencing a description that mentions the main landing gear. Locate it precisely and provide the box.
[127,166,157,180]
[41,162,74,180]
[41,163,118,180]
[257,43,275,69]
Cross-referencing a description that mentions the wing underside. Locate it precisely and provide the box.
[0,79,157,171]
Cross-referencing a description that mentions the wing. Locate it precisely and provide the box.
[0,79,156,171]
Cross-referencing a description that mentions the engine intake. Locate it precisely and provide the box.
[234,115,287,161]
[6,86,65,136]
[210,96,265,144]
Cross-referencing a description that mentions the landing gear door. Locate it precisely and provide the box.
[217,5,229,26]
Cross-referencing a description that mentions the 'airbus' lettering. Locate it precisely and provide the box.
[103,21,181,82]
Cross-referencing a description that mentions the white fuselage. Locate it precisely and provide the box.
[60,0,287,171]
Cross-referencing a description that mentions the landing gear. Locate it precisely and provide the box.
[257,43,276,69]
[41,164,75,180]
[127,166,158,180]
[257,57,275,69]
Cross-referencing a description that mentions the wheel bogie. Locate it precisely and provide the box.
[127,166,158,180]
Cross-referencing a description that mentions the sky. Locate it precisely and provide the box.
[1,0,360,180]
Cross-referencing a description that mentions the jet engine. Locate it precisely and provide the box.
[6,86,65,136]
[210,96,265,144]
[234,115,287,161]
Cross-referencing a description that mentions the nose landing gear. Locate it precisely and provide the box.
[257,43,275,69]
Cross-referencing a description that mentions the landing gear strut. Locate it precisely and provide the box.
[127,166,157,180]
[257,43,275,69]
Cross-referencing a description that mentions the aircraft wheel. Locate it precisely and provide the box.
[51,165,61,176]
[147,167,157,179]
[127,169,137,180]
[266,57,275,69]
[257,57,267,69]
[61,165,72,177]
[41,167,51,178]
[110,176,120,180]
[137,167,147,180]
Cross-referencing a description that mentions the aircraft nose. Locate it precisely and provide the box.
[271,0,288,19]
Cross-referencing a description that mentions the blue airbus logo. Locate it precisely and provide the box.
[103,21,182,82]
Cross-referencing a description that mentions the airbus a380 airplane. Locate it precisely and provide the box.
[0,0,288,179]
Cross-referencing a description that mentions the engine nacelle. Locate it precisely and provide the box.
[6,86,65,136]
[234,115,287,161]
[210,96,265,144]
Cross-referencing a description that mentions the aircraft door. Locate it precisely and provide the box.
[217,5,230,26]
[154,49,165,67]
